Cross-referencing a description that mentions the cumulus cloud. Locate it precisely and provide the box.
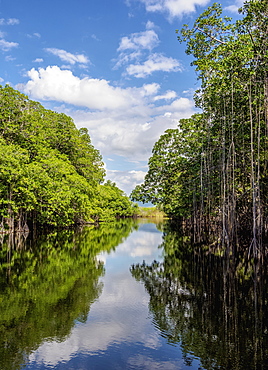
[135,0,210,19]
[71,93,195,166]
[22,66,133,110]
[45,48,89,65]
[106,170,147,195]
[126,53,182,78]
[20,65,196,194]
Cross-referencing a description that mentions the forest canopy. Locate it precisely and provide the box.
[131,0,268,253]
[0,85,137,231]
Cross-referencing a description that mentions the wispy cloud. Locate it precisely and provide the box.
[0,38,18,51]
[117,27,159,52]
[33,58,44,63]
[5,55,16,62]
[91,34,100,41]
[0,18,20,26]
[0,20,19,51]
[27,32,41,38]
[44,48,89,65]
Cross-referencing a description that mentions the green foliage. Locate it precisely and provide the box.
[131,114,206,217]
[93,180,139,221]
[132,0,268,248]
[135,206,166,218]
[0,85,133,229]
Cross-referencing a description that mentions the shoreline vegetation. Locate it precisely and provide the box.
[2,0,267,260]
[134,207,166,219]
[0,84,165,235]
[0,85,139,233]
[131,0,268,256]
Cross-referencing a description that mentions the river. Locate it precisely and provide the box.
[0,219,267,369]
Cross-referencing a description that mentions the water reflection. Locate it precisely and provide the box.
[3,218,267,370]
[131,222,268,370]
[27,220,168,369]
[0,219,138,370]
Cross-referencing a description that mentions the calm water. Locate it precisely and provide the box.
[0,219,268,369]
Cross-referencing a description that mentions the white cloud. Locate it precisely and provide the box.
[0,38,18,51]
[224,0,244,13]
[136,0,210,19]
[71,94,195,163]
[5,55,16,61]
[113,50,142,69]
[115,24,182,78]
[20,65,195,194]
[28,32,41,38]
[91,34,100,41]
[33,58,44,63]
[142,82,160,95]
[126,53,182,78]
[115,21,159,70]
[154,90,177,101]
[22,66,133,110]
[106,170,147,195]
[7,18,20,25]
[45,48,89,65]
[0,18,19,25]
[118,28,159,52]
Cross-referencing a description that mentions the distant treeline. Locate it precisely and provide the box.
[0,85,137,232]
[131,0,268,254]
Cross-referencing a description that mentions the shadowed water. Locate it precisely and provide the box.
[0,219,267,369]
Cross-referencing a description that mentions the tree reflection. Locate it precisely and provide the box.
[131,222,268,370]
[0,219,136,370]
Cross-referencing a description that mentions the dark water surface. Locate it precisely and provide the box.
[0,219,268,369]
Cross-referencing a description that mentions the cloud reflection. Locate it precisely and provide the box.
[28,224,169,369]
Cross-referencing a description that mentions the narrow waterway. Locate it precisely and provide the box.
[0,219,268,369]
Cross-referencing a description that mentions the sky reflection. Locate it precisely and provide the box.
[27,223,179,369]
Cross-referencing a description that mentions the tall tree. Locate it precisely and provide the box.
[131,0,268,252]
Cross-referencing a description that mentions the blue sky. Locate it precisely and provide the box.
[0,0,244,195]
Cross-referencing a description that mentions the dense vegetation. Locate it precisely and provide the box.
[131,0,268,254]
[0,85,137,232]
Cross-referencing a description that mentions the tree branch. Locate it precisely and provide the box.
[196,27,226,45]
